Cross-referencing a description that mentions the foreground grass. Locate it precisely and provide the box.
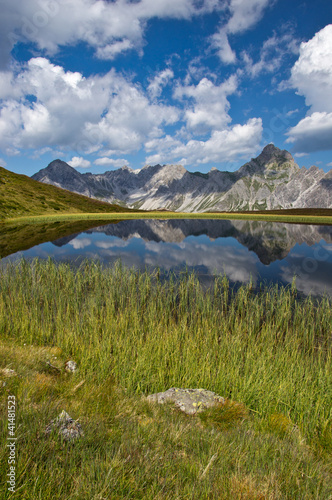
[0,260,331,499]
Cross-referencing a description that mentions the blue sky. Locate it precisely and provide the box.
[0,0,332,176]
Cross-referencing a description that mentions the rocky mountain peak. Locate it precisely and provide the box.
[32,158,90,195]
[308,165,320,172]
[256,144,294,165]
[32,159,79,182]
[46,159,76,173]
[237,144,297,178]
[33,159,83,183]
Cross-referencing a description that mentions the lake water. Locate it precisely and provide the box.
[1,218,332,298]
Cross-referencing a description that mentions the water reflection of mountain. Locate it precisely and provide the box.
[52,219,332,265]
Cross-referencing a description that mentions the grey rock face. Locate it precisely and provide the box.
[147,388,225,415]
[31,145,332,211]
[32,160,93,198]
[45,410,84,442]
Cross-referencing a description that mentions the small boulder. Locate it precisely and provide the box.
[64,360,77,373]
[45,410,84,442]
[147,388,225,415]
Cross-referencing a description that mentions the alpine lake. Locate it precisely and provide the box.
[1,217,332,299]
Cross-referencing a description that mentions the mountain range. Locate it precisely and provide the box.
[32,144,332,212]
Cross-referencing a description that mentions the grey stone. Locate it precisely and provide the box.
[45,410,84,442]
[64,360,77,373]
[147,388,225,415]
[0,368,16,387]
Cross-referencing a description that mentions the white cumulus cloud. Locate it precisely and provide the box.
[226,0,271,35]
[174,75,238,133]
[242,32,299,78]
[145,117,263,165]
[0,57,179,155]
[68,156,91,168]
[211,0,271,64]
[148,69,174,99]
[94,157,129,168]
[286,25,332,153]
[286,112,332,153]
[84,82,179,154]
[290,24,332,113]
[0,0,224,68]
[210,29,236,64]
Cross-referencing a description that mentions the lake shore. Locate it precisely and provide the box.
[2,209,332,226]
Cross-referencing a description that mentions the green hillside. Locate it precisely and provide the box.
[0,166,135,219]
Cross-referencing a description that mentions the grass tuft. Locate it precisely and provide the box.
[268,413,295,437]
[199,400,249,430]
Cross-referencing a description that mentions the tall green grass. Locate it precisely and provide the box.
[1,258,330,441]
[0,259,331,498]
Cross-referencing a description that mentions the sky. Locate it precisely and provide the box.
[0,0,332,177]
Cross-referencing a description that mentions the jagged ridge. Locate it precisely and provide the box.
[31,145,332,211]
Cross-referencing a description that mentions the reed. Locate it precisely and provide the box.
[0,259,331,499]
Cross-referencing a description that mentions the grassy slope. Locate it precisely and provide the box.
[0,260,331,499]
[0,166,138,219]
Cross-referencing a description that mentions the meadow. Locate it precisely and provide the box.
[3,208,332,226]
[0,259,331,499]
